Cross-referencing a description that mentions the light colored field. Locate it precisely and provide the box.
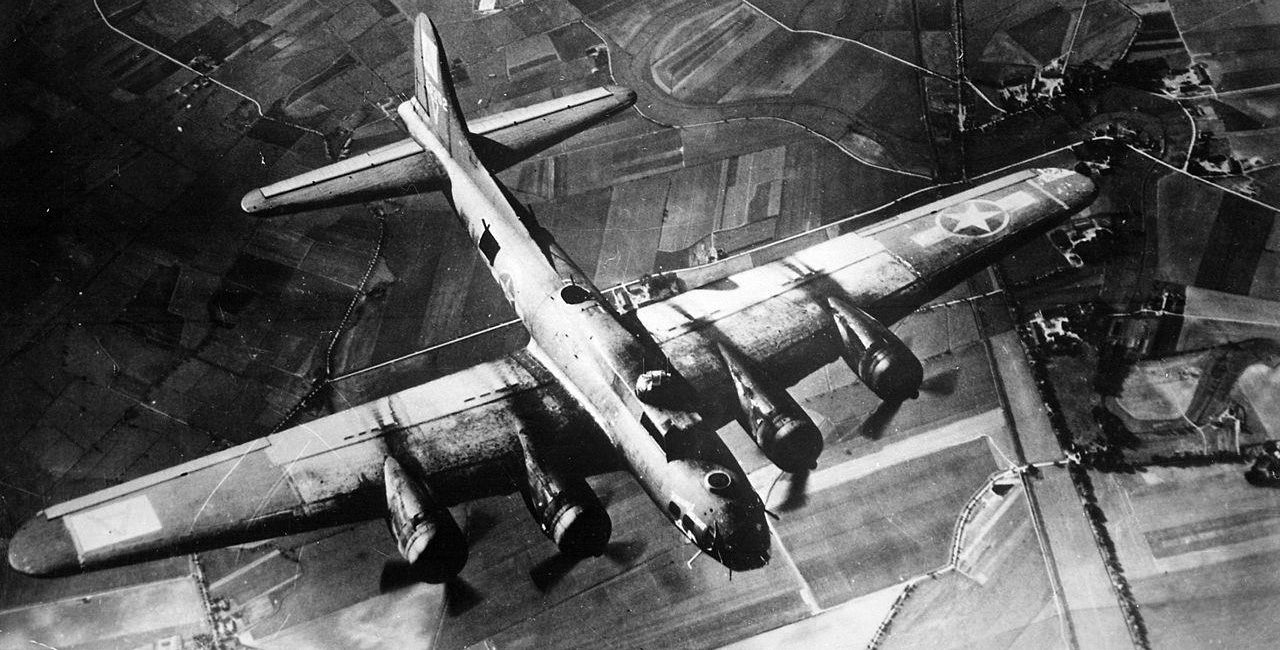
[879,482,1069,649]
[980,30,1044,68]
[257,585,443,649]
[556,128,684,196]
[658,162,723,252]
[1095,465,1280,647]
[1250,250,1280,301]
[772,438,1000,608]
[678,119,803,168]
[584,0,686,49]
[1235,361,1280,436]
[504,33,559,77]
[594,175,669,286]
[650,3,778,98]
[1072,0,1142,67]
[1221,87,1280,126]
[989,330,1064,463]
[719,35,843,103]
[610,128,685,185]
[726,581,908,649]
[1033,471,1134,648]
[0,576,207,649]
[1109,351,1209,421]
[1170,0,1280,46]
[720,146,787,230]
[1178,285,1280,350]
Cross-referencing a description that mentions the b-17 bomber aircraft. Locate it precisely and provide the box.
[8,15,1097,583]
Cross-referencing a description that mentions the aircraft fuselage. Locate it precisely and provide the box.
[398,98,772,569]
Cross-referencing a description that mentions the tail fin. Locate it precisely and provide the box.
[410,14,470,160]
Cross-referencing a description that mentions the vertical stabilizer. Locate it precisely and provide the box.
[410,13,471,161]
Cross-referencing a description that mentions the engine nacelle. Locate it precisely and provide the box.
[718,343,823,473]
[384,457,468,583]
[516,431,612,557]
[829,297,923,402]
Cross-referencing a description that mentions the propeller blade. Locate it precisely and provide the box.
[462,508,497,545]
[529,538,643,592]
[379,559,419,595]
[381,560,483,616]
[444,577,482,617]
[919,367,958,396]
[777,470,810,513]
[857,399,903,440]
[529,553,583,592]
[602,539,645,565]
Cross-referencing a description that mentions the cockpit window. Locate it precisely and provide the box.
[560,284,593,304]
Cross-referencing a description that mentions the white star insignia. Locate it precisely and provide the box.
[943,202,1006,236]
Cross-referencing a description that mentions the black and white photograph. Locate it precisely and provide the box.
[2,0,1279,647]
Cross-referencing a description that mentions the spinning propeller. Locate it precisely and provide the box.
[378,507,497,616]
[767,364,960,513]
[529,539,646,592]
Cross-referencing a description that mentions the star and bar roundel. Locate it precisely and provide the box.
[935,200,1010,238]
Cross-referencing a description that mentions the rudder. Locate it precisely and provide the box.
[411,13,470,161]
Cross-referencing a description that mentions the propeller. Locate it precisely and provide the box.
[378,560,483,616]
[893,328,958,398]
[919,366,959,396]
[838,364,961,442]
[377,504,495,615]
[529,539,646,592]
[856,399,904,440]
[443,578,482,616]
[762,467,812,515]
[528,553,580,592]
[378,558,420,594]
[777,470,810,512]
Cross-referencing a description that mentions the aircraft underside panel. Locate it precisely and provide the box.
[7,350,613,576]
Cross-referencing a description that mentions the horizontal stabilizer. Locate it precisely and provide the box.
[241,85,635,216]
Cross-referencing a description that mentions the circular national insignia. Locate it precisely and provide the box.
[936,200,1009,238]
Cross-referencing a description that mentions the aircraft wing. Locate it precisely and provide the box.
[636,167,1098,413]
[7,349,613,577]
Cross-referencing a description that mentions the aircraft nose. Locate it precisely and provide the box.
[711,500,771,571]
